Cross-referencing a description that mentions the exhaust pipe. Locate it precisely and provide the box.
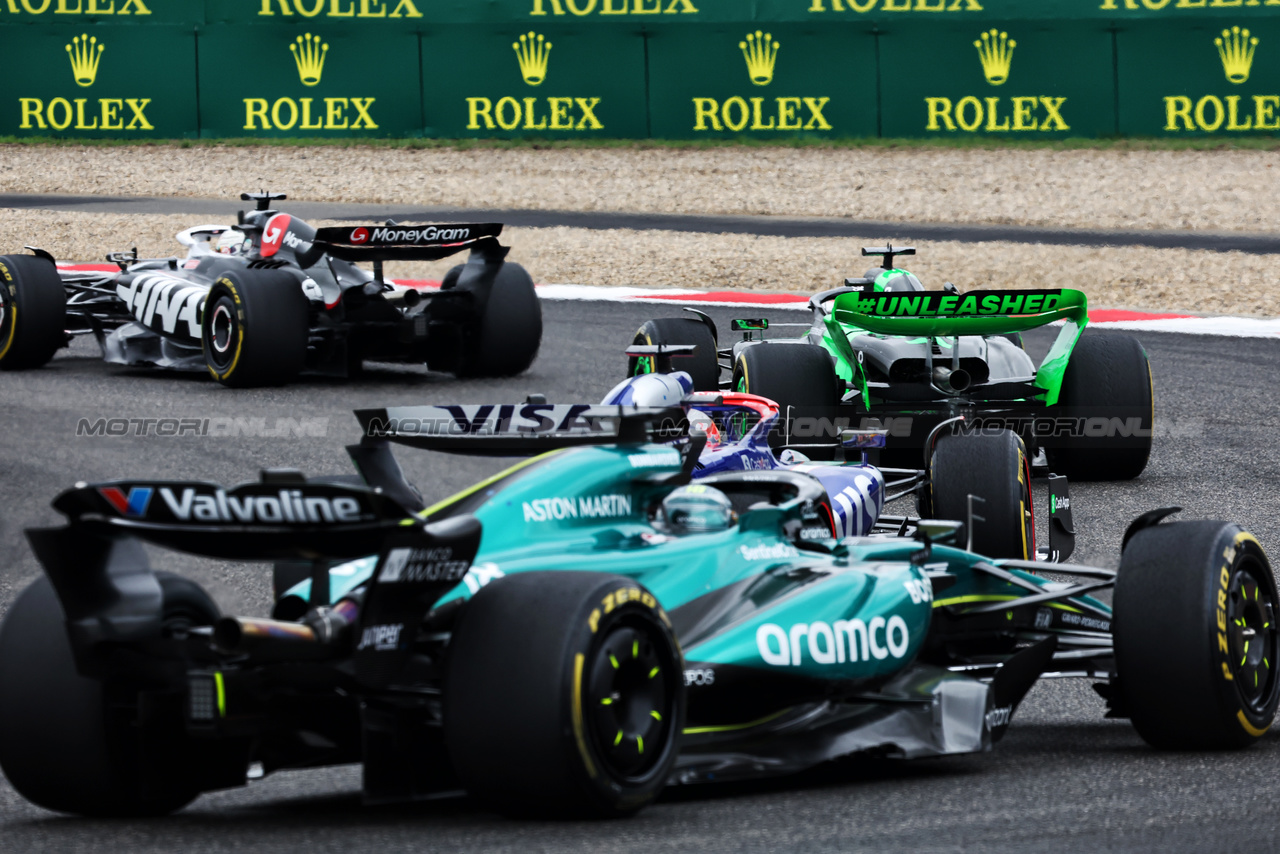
[214,598,360,661]
[214,617,322,659]
[932,366,971,395]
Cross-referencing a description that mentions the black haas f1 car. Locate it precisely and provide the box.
[0,192,541,386]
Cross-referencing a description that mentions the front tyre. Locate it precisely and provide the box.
[1114,521,1280,750]
[0,253,66,371]
[1046,330,1153,481]
[444,572,684,817]
[0,575,217,816]
[731,343,838,451]
[627,317,719,392]
[202,268,309,388]
[926,430,1033,560]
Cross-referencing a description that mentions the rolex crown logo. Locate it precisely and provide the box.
[974,29,1016,86]
[1216,26,1258,85]
[66,33,104,88]
[740,31,780,86]
[513,31,552,86]
[290,33,328,87]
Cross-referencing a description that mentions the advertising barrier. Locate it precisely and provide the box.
[2,1,1278,139]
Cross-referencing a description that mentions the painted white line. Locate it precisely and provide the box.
[1091,316,1280,338]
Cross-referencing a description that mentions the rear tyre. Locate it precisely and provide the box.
[1046,331,1153,481]
[445,572,684,817]
[627,317,719,392]
[0,575,216,816]
[731,344,839,451]
[457,261,542,378]
[0,253,66,371]
[926,430,1033,559]
[202,268,309,388]
[1114,521,1280,750]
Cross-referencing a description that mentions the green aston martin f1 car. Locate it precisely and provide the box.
[629,245,1154,480]
[1,409,1266,821]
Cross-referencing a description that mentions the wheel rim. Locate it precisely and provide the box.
[631,333,655,377]
[206,298,238,369]
[585,621,673,781]
[1228,557,1278,711]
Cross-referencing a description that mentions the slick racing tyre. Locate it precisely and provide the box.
[456,261,542,378]
[627,317,720,392]
[202,268,309,388]
[1046,330,1153,481]
[1115,521,1280,750]
[0,253,66,371]
[0,573,218,816]
[732,343,839,451]
[926,430,1033,560]
[445,572,684,817]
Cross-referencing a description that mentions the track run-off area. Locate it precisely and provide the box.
[2,291,1280,853]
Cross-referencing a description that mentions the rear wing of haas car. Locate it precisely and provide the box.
[313,223,506,262]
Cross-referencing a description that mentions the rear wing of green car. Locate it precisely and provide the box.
[826,287,1089,406]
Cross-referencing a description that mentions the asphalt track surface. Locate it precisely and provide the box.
[3,299,1280,853]
[4,192,1280,254]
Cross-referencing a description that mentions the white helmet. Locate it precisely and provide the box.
[599,372,694,406]
[216,228,249,256]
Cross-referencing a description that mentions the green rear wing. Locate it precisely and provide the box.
[827,288,1089,406]
[831,288,1087,337]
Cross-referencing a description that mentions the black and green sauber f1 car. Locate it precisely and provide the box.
[629,245,1153,480]
[0,409,1269,820]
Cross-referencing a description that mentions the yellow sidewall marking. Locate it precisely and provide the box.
[1238,709,1270,738]
[0,303,16,363]
[208,279,245,381]
[1225,531,1271,727]
[571,652,597,778]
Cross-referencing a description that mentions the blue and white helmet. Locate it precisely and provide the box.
[600,371,695,406]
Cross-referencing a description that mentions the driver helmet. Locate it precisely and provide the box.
[216,228,249,256]
[659,484,737,534]
[875,269,925,293]
[687,409,723,448]
[600,371,694,407]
